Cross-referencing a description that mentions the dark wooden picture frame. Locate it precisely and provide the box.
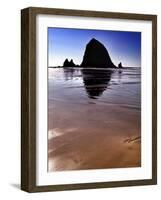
[21,7,157,192]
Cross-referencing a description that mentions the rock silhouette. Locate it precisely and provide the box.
[63,59,76,67]
[118,62,123,68]
[81,38,116,68]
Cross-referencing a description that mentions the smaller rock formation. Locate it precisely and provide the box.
[63,59,70,67]
[63,59,76,67]
[118,62,123,68]
[69,59,76,67]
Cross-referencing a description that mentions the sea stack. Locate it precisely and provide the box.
[81,38,116,68]
[63,59,76,67]
[118,62,123,68]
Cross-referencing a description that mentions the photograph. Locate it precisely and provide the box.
[47,27,141,172]
[21,7,157,192]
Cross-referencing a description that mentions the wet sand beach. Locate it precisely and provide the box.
[48,67,141,171]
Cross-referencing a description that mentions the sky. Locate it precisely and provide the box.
[48,27,141,67]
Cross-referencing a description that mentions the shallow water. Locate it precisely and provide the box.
[48,67,141,171]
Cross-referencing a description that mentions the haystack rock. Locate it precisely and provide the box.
[81,38,116,68]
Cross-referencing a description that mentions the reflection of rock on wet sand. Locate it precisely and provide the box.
[63,68,113,99]
[82,69,112,99]
[63,68,80,81]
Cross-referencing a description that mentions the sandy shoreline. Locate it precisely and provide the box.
[48,129,141,171]
[48,68,141,171]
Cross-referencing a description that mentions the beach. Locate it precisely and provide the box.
[48,67,141,171]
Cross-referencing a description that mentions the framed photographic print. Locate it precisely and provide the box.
[21,7,157,192]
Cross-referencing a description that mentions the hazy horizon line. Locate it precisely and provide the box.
[48,65,141,68]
